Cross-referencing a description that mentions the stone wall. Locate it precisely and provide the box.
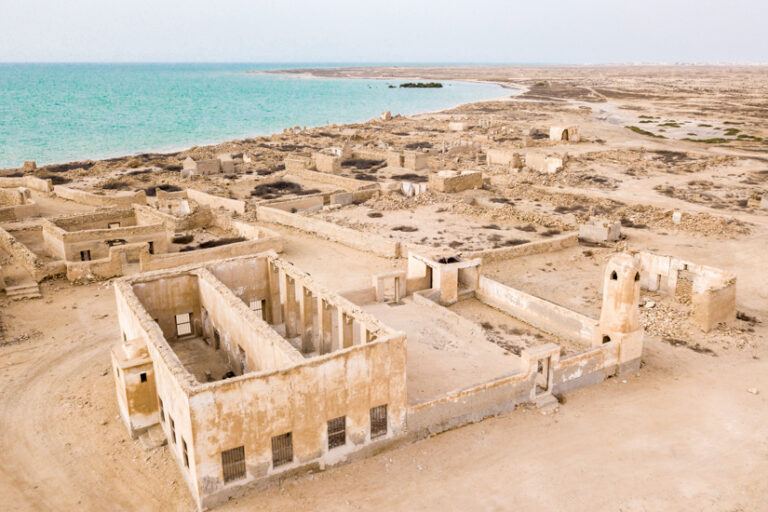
[54,186,147,207]
[0,176,53,193]
[463,233,578,264]
[428,170,482,193]
[140,238,283,272]
[257,206,400,258]
[633,251,736,331]
[476,275,598,344]
[0,225,64,281]
[186,189,245,215]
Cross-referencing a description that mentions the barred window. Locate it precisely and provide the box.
[327,416,346,450]
[271,432,293,468]
[370,404,388,439]
[221,446,246,482]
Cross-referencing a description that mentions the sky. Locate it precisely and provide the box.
[0,0,766,64]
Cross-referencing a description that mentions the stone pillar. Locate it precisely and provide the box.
[321,300,333,354]
[342,313,354,348]
[284,275,299,338]
[266,261,282,325]
[331,306,343,352]
[299,287,315,353]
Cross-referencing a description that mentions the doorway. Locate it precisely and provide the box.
[535,356,551,396]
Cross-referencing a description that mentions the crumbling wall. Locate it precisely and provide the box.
[486,149,521,168]
[0,187,28,206]
[312,152,342,174]
[186,189,245,215]
[633,251,736,331]
[428,170,482,193]
[0,225,63,281]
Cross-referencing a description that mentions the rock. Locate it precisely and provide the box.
[747,388,759,395]
[645,300,656,309]
[672,211,682,224]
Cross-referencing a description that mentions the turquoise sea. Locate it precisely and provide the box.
[0,63,505,169]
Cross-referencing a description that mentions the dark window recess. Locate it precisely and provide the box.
[271,432,293,467]
[140,372,147,383]
[610,270,618,280]
[222,446,246,482]
[182,438,189,468]
[169,417,176,444]
[80,250,91,261]
[602,335,612,344]
[159,398,165,422]
[148,241,154,254]
[634,272,640,282]
[370,405,388,439]
[327,416,346,450]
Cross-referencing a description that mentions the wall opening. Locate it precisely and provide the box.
[80,250,91,261]
[249,299,265,320]
[108,222,120,229]
[158,397,165,422]
[175,313,193,337]
[169,416,175,444]
[271,432,293,468]
[370,404,388,439]
[140,372,147,383]
[148,241,154,255]
[602,335,612,344]
[328,416,346,450]
[535,357,551,396]
[610,271,618,280]
[182,438,189,467]
[222,446,246,482]
[238,345,247,374]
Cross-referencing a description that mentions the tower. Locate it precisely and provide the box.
[595,253,644,373]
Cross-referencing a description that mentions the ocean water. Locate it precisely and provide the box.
[0,63,505,168]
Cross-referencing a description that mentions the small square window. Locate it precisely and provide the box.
[108,222,120,229]
[140,372,147,383]
[370,404,388,439]
[271,432,293,468]
[80,250,91,261]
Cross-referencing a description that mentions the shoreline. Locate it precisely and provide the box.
[3,71,510,170]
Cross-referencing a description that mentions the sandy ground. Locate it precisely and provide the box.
[3,65,768,511]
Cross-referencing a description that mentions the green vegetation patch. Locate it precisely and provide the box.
[682,137,730,144]
[659,122,681,128]
[626,126,666,138]
[724,128,741,136]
